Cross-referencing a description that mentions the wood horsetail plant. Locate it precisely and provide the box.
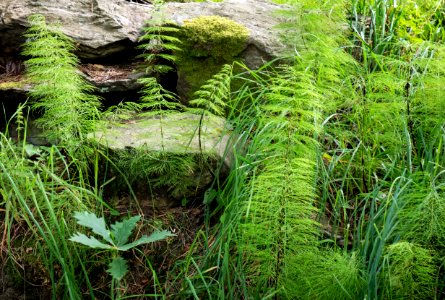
[22,14,100,145]
[136,0,182,75]
[188,64,232,117]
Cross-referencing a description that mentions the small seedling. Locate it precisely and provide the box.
[70,211,175,281]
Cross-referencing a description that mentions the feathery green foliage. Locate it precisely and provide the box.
[22,14,100,144]
[411,44,445,136]
[138,77,182,113]
[291,251,366,300]
[114,149,209,198]
[137,0,181,74]
[106,1,182,122]
[382,241,437,299]
[137,77,183,151]
[398,171,445,248]
[188,64,232,117]
[104,70,183,123]
[237,63,322,297]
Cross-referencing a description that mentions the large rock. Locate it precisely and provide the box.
[89,112,234,201]
[91,112,230,157]
[0,0,285,67]
[165,0,284,69]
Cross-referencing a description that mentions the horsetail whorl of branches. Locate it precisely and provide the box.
[22,14,100,144]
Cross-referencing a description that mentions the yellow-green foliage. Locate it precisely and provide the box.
[382,242,437,299]
[180,16,249,61]
[397,0,445,42]
[411,45,445,130]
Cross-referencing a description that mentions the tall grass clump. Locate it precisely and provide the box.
[0,132,98,298]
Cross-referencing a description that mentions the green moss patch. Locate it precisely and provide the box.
[176,16,249,100]
[180,16,249,61]
[177,56,226,101]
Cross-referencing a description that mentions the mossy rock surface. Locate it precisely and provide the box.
[91,112,229,154]
[176,56,226,102]
[176,16,249,100]
[89,112,233,200]
[180,16,249,60]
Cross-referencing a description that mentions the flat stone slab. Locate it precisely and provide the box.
[89,112,234,200]
[90,112,230,157]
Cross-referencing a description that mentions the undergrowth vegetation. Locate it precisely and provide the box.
[1,0,445,299]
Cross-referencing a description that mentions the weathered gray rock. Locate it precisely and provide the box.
[0,0,288,104]
[0,0,285,67]
[164,0,284,68]
[89,112,234,200]
[93,113,221,148]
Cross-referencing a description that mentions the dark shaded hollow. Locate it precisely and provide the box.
[0,90,28,131]
[77,39,140,65]
[100,90,141,108]
[159,68,179,95]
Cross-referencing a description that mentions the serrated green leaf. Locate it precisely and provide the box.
[73,211,113,244]
[70,233,114,249]
[111,215,140,247]
[107,256,128,281]
[117,230,175,251]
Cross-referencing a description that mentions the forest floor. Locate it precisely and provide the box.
[0,200,205,299]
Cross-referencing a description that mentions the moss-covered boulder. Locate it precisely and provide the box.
[89,112,233,203]
[176,16,249,101]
